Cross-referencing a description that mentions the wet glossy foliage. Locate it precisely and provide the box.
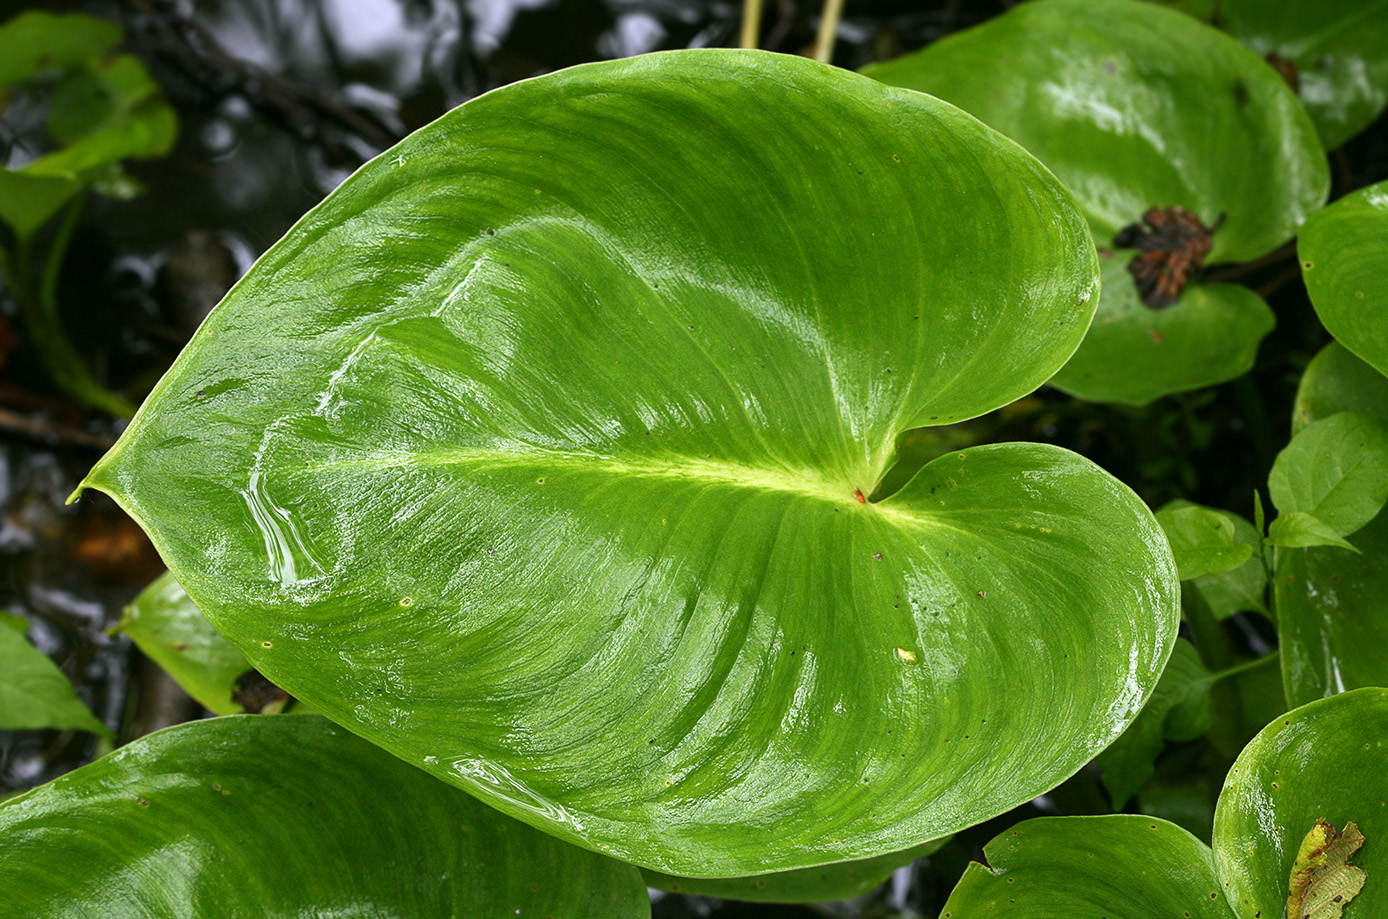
[2,0,1388,914]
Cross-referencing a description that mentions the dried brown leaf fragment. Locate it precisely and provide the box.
[1113,206,1223,308]
[1286,818,1367,919]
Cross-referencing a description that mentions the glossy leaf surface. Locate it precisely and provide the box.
[0,715,649,918]
[79,49,1179,874]
[864,0,1324,404]
[937,815,1232,919]
[1277,345,1388,706]
[642,837,948,903]
[1215,688,1388,919]
[1300,179,1388,376]
[1048,257,1274,406]
[0,618,112,737]
[117,572,250,715]
[1213,0,1388,150]
[1269,413,1388,540]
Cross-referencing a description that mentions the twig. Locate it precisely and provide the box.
[814,0,845,63]
[0,407,116,450]
[741,0,764,49]
[1203,240,1297,285]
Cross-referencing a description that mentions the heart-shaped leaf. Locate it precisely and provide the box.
[1198,0,1388,150]
[864,0,1326,404]
[0,715,649,918]
[1216,688,1388,919]
[0,617,112,738]
[1269,412,1388,542]
[78,49,1177,875]
[1299,179,1388,377]
[1277,344,1388,706]
[1164,500,1267,620]
[937,815,1232,919]
[116,572,252,715]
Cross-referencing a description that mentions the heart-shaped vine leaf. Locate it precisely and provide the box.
[117,572,251,715]
[1164,500,1267,620]
[0,617,112,738]
[1158,504,1254,581]
[642,837,948,903]
[1192,0,1388,150]
[1216,688,1388,919]
[864,0,1326,405]
[1299,179,1388,377]
[937,815,1232,919]
[78,49,1177,875]
[1268,412,1388,547]
[0,715,649,918]
[1277,344,1388,706]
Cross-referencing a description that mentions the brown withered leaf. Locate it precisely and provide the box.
[1286,818,1367,919]
[1113,206,1223,309]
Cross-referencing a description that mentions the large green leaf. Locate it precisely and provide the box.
[0,617,113,738]
[642,837,948,903]
[117,572,251,715]
[77,49,1178,875]
[0,715,649,917]
[1215,688,1388,919]
[1210,0,1388,150]
[1277,345,1388,706]
[864,0,1325,405]
[936,815,1234,919]
[1300,179,1388,377]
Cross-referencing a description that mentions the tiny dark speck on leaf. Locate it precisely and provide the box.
[1232,79,1250,105]
[195,390,207,399]
[874,552,882,560]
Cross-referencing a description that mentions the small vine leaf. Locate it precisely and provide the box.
[1156,504,1254,581]
[1267,512,1359,553]
[1286,819,1367,919]
[1278,345,1388,706]
[1269,412,1388,540]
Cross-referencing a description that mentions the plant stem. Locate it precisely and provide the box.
[740,0,763,49]
[814,0,844,63]
[2,196,137,419]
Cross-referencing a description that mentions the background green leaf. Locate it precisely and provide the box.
[77,49,1181,875]
[1277,344,1388,706]
[0,715,649,918]
[936,815,1234,919]
[1158,504,1255,581]
[1098,638,1215,808]
[1164,500,1267,620]
[1214,688,1388,919]
[1299,179,1388,376]
[864,0,1325,404]
[1268,412,1388,540]
[0,11,120,88]
[116,572,251,715]
[642,837,948,903]
[1210,0,1388,150]
[0,617,112,738]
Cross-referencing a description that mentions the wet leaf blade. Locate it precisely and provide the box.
[118,572,251,715]
[1268,412,1388,539]
[0,715,649,918]
[74,49,1181,876]
[937,815,1235,919]
[1214,688,1388,919]
[1277,344,1388,706]
[1299,178,1388,376]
